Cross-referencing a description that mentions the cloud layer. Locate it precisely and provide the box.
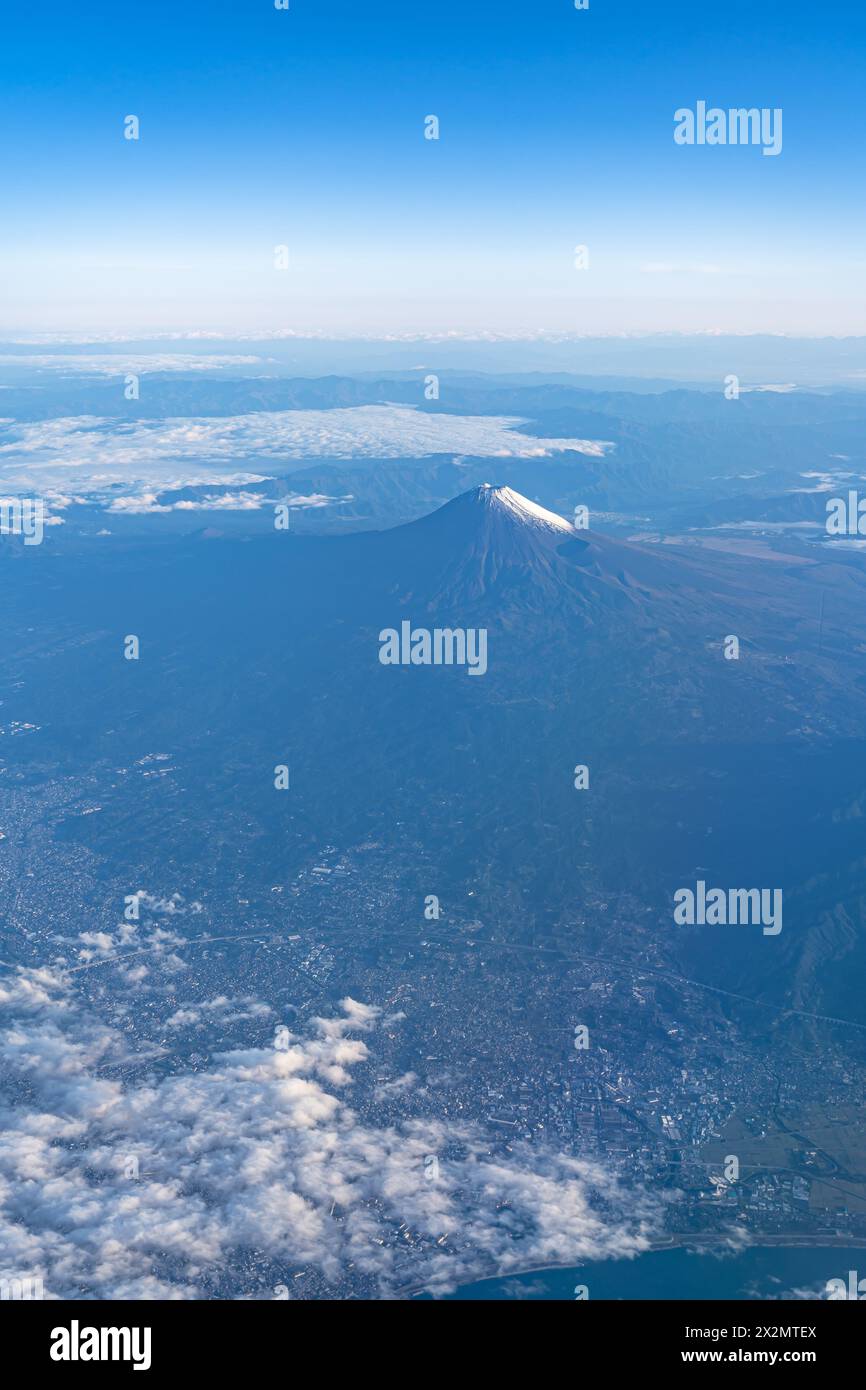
[0,967,660,1300]
[0,354,264,375]
[0,406,611,504]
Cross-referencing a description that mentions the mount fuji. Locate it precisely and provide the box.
[6,482,866,1021]
[369,482,696,617]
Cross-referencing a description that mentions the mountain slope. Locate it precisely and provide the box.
[5,486,866,1020]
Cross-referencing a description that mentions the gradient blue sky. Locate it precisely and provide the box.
[1,0,863,336]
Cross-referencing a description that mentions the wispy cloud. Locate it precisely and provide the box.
[106,489,352,516]
[0,354,265,375]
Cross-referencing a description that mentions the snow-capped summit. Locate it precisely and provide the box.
[470,484,575,535]
[380,482,677,614]
[381,482,581,608]
[401,482,576,558]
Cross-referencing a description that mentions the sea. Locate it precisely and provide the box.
[421,1245,865,1301]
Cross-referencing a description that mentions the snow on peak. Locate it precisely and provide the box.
[475,484,574,534]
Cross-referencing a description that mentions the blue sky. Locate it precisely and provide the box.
[1,0,863,335]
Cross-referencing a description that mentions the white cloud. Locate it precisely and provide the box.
[0,354,265,375]
[0,407,612,503]
[167,996,273,1030]
[374,1072,418,1101]
[106,489,352,516]
[0,968,662,1300]
[64,889,203,967]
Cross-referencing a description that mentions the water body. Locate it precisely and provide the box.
[430,1246,864,1301]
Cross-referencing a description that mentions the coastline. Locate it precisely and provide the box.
[408,1235,866,1300]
